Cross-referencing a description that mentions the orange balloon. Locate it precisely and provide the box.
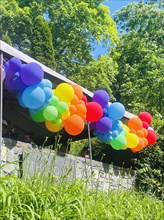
[69,105,76,115]
[64,114,84,135]
[71,84,83,100]
[78,100,85,105]
[131,138,145,152]
[141,128,148,137]
[76,103,87,119]
[136,129,145,138]
[130,129,137,134]
[143,138,148,147]
[128,117,143,131]
[45,120,63,132]
[71,95,79,105]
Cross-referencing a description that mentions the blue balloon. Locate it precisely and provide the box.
[39,79,46,88]
[97,132,109,142]
[92,90,110,108]
[17,93,26,108]
[43,87,53,101]
[108,102,125,120]
[22,85,45,109]
[44,79,53,89]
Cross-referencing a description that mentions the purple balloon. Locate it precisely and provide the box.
[20,63,44,86]
[12,75,28,93]
[22,85,45,109]
[92,90,110,108]
[9,57,22,72]
[96,117,112,133]
[5,79,16,92]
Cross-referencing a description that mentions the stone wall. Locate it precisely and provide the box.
[0,138,135,191]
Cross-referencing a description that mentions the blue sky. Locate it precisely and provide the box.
[91,0,137,58]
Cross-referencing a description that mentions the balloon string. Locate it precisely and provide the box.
[87,122,93,179]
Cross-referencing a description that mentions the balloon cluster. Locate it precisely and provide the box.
[3,57,157,152]
[90,90,157,152]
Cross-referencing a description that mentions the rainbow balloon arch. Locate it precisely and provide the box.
[2,57,157,153]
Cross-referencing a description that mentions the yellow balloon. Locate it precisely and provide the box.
[54,83,74,103]
[61,111,70,121]
[126,133,139,149]
[45,120,63,132]
[123,124,130,134]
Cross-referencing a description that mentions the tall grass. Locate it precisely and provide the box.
[0,172,163,220]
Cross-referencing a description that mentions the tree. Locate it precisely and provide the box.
[112,1,164,198]
[31,16,56,69]
[112,2,164,115]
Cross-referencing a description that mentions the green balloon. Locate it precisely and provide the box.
[110,131,126,150]
[31,109,45,122]
[50,95,59,106]
[57,101,68,113]
[43,106,58,121]
[52,118,62,125]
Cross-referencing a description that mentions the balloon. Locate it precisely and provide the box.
[52,118,62,125]
[131,138,145,153]
[126,133,139,149]
[39,79,46,88]
[45,120,63,132]
[70,95,79,105]
[108,102,125,120]
[86,102,103,122]
[61,111,70,121]
[76,103,87,118]
[20,63,44,86]
[17,93,26,108]
[57,101,68,113]
[143,138,148,147]
[43,87,53,100]
[123,124,130,134]
[30,109,45,122]
[50,95,59,106]
[44,79,53,89]
[136,129,145,138]
[110,131,126,150]
[146,129,157,145]
[22,86,45,109]
[92,90,109,108]
[12,75,27,93]
[142,121,149,129]
[128,117,143,131]
[69,105,76,115]
[138,112,152,125]
[71,84,83,99]
[142,128,148,137]
[43,106,58,121]
[64,114,84,135]
[82,95,87,104]
[3,61,11,78]
[54,83,74,103]
[1,67,6,81]
[97,132,111,142]
[96,117,112,133]
[130,129,137,134]
[9,57,22,72]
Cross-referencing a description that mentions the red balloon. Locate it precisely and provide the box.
[82,95,87,104]
[86,102,103,122]
[64,114,84,135]
[142,121,149,129]
[146,129,157,145]
[138,112,152,125]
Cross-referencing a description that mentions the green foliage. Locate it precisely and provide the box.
[31,16,56,69]
[0,174,163,219]
[69,55,118,98]
[132,116,164,199]
[112,2,164,114]
[112,1,164,199]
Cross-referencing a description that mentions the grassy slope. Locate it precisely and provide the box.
[0,174,163,220]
